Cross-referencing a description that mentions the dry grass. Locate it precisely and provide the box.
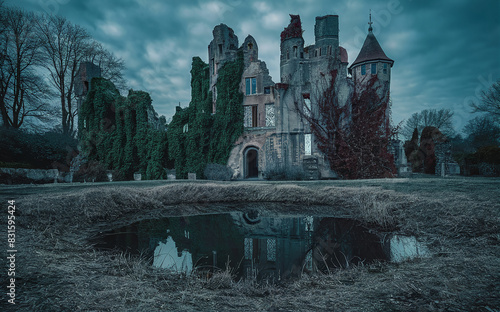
[1,177,499,311]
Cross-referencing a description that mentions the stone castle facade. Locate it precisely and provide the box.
[208,14,395,179]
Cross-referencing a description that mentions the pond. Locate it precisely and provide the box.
[89,212,428,282]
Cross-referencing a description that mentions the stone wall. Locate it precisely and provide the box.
[0,168,62,184]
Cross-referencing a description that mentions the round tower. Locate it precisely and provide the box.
[208,24,239,112]
[280,14,305,84]
[314,15,339,59]
[348,14,394,95]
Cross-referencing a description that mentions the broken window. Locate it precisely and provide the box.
[265,103,275,127]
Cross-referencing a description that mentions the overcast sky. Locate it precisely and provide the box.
[9,0,500,134]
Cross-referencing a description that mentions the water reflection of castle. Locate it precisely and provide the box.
[231,213,314,281]
[94,213,387,281]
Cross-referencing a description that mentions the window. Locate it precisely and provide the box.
[252,106,258,127]
[305,133,312,155]
[383,63,388,74]
[303,98,311,118]
[264,86,271,94]
[218,44,222,55]
[286,49,289,60]
[361,64,366,75]
[328,46,332,56]
[245,77,257,95]
[244,105,258,127]
[319,48,322,56]
[300,51,304,58]
[371,63,377,74]
[183,123,189,133]
[293,46,297,57]
[265,103,275,127]
[314,50,318,57]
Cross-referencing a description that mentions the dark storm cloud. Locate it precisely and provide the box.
[8,0,500,132]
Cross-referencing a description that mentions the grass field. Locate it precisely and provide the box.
[0,176,499,311]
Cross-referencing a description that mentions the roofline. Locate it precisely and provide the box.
[348,59,394,70]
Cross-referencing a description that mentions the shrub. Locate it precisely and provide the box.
[204,163,233,181]
[0,127,78,170]
[73,160,109,182]
[264,164,306,181]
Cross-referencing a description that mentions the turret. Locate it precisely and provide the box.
[280,15,305,84]
[314,15,339,58]
[348,14,394,90]
[208,24,239,112]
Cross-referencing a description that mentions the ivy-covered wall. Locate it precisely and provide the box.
[78,78,167,180]
[169,52,244,179]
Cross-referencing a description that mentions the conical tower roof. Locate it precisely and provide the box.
[349,17,393,69]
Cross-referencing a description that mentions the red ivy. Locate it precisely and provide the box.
[281,15,303,43]
[299,71,397,179]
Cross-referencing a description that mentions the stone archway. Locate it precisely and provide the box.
[245,147,259,178]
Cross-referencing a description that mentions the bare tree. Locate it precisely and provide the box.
[0,6,54,129]
[401,108,455,140]
[470,80,500,121]
[463,115,500,149]
[296,71,397,179]
[37,14,92,135]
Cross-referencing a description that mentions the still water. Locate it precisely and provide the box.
[90,212,427,282]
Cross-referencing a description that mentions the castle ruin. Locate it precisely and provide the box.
[207,14,394,179]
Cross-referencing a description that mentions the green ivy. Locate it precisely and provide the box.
[78,78,167,180]
[168,53,244,178]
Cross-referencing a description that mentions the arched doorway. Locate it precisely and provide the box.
[245,147,259,178]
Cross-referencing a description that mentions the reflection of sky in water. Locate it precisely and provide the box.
[153,237,193,274]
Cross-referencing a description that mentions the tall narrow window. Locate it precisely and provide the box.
[265,103,275,127]
[293,46,297,57]
[245,77,257,95]
[286,49,289,60]
[371,63,377,74]
[361,64,366,75]
[218,44,222,55]
[303,98,311,118]
[244,106,252,127]
[305,133,312,156]
[252,106,258,127]
[383,63,388,74]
